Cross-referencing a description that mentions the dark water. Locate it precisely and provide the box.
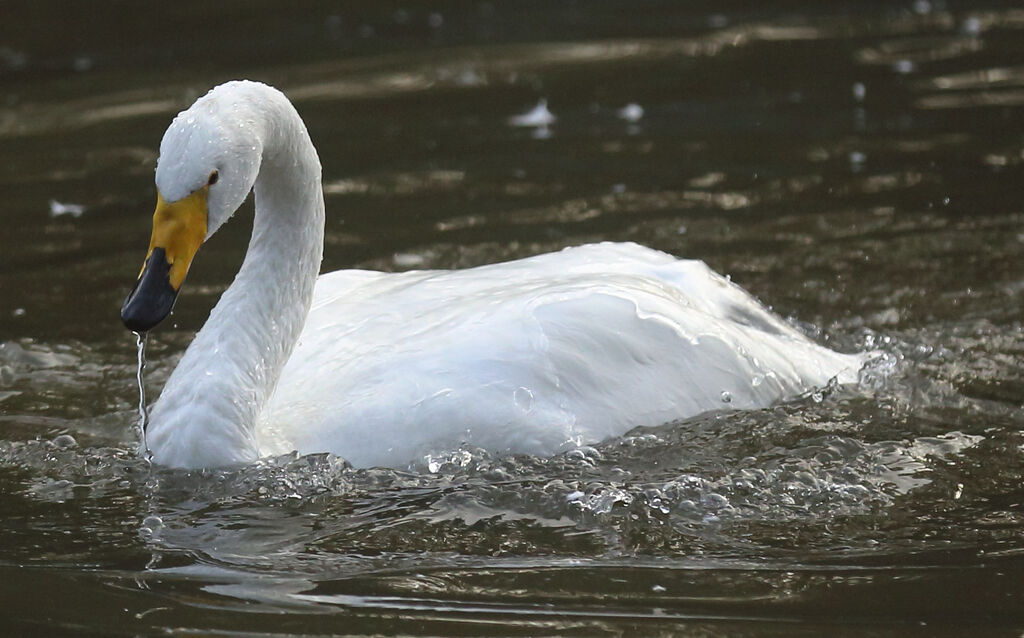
[3,2,1024,635]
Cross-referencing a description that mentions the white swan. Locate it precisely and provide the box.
[121,81,867,469]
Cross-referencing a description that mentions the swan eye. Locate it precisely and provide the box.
[208,170,219,186]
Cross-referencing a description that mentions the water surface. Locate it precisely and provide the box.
[2,2,1024,635]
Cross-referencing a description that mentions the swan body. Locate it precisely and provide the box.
[123,81,867,469]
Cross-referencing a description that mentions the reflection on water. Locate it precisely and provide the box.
[2,1,1024,635]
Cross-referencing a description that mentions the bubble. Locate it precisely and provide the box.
[701,492,729,510]
[51,434,77,449]
[142,515,163,530]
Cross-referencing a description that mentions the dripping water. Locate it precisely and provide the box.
[134,331,152,460]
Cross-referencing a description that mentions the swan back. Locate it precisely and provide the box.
[261,243,866,468]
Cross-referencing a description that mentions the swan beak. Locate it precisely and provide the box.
[121,188,209,332]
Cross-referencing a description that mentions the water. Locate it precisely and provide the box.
[134,332,151,458]
[2,2,1024,635]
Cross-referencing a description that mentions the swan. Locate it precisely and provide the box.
[121,80,868,469]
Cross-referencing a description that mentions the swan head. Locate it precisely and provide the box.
[121,82,269,333]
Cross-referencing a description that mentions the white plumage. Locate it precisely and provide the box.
[137,81,867,469]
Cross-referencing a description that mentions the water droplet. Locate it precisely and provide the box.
[720,391,732,403]
[707,13,728,28]
[893,59,915,74]
[509,99,555,128]
[962,16,982,35]
[513,386,534,412]
[852,82,866,102]
[72,56,94,72]
[617,103,644,122]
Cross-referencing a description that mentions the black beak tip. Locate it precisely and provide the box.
[121,290,174,333]
[121,248,178,333]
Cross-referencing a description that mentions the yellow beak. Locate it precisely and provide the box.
[147,187,209,291]
[121,187,209,332]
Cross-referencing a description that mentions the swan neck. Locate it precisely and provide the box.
[147,98,324,468]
